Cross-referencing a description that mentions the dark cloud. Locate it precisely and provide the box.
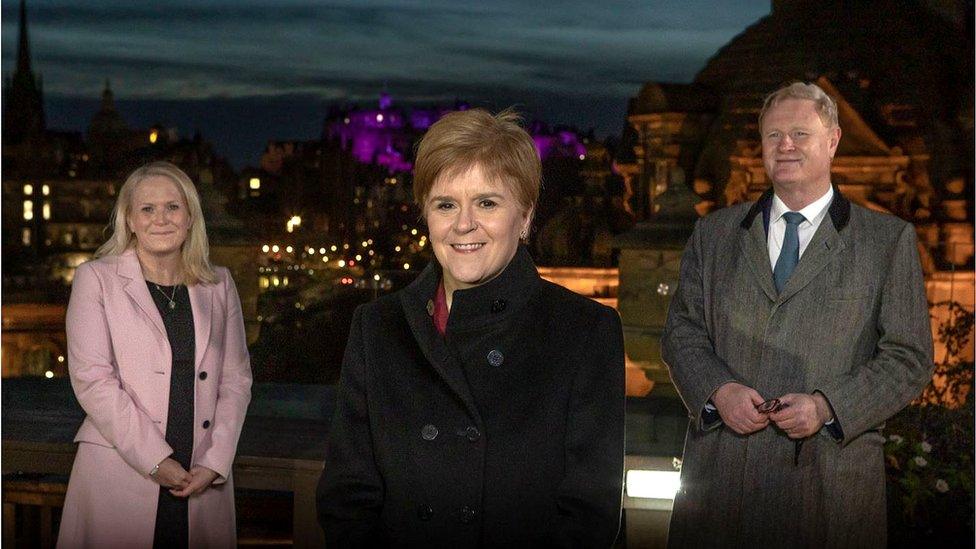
[3,0,770,166]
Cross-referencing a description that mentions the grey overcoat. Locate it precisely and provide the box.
[661,188,933,548]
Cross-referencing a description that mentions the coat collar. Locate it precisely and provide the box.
[738,184,851,233]
[737,186,851,304]
[117,248,213,370]
[401,245,540,331]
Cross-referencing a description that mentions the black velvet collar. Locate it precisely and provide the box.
[739,185,851,233]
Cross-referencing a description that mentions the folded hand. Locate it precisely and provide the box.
[169,466,219,498]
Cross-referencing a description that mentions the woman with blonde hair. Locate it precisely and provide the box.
[57,161,252,548]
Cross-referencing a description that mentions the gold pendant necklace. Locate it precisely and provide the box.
[153,283,179,310]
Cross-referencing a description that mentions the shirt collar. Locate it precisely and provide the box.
[771,185,834,225]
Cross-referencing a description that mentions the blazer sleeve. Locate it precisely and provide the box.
[195,269,253,483]
[815,223,934,445]
[661,220,741,429]
[316,305,388,547]
[547,306,626,548]
[66,262,173,476]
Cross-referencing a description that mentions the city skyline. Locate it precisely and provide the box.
[0,0,770,167]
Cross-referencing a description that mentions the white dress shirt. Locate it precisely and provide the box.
[767,186,834,270]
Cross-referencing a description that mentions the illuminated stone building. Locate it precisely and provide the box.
[615,0,975,386]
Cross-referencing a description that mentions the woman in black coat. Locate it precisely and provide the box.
[316,108,625,548]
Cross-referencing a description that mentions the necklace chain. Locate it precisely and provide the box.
[153,283,180,310]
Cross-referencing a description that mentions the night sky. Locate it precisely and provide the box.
[1,0,770,167]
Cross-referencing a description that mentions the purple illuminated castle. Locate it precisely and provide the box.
[324,92,589,173]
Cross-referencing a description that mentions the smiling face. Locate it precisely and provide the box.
[761,98,841,195]
[425,163,532,296]
[128,175,191,259]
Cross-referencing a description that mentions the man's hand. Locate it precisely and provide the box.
[769,393,832,439]
[169,466,220,498]
[712,382,769,435]
[151,457,191,490]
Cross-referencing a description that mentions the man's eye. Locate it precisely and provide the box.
[436,202,455,211]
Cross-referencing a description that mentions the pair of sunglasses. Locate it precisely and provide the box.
[756,398,789,414]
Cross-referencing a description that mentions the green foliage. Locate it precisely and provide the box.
[885,300,974,547]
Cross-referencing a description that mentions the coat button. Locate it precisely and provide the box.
[417,505,434,521]
[421,424,439,441]
[202,420,211,429]
[199,371,207,380]
[490,299,507,313]
[487,349,504,367]
[426,299,435,316]
[463,426,480,442]
[458,506,477,524]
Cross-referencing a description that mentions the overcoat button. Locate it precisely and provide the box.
[490,299,507,313]
[464,426,480,442]
[426,299,435,316]
[487,349,504,367]
[458,506,476,524]
[199,371,207,380]
[421,424,439,441]
[202,420,211,429]
[417,505,434,521]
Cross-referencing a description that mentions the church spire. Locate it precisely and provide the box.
[4,0,45,144]
[17,0,32,76]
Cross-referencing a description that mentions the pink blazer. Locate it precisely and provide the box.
[57,249,252,548]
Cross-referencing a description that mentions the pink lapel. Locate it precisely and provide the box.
[188,281,213,371]
[117,249,167,338]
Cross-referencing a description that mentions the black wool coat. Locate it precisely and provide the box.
[317,246,625,548]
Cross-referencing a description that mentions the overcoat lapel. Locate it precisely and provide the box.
[738,188,777,302]
[188,282,213,370]
[400,264,483,425]
[117,250,167,338]
[776,220,845,303]
[738,215,778,302]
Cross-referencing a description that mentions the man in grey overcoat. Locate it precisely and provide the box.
[661,82,933,548]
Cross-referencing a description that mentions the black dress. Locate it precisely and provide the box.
[146,281,195,549]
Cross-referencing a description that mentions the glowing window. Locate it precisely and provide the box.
[23,184,33,195]
[42,202,51,220]
[249,177,261,190]
[23,200,34,220]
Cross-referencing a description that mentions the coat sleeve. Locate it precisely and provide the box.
[815,223,934,445]
[66,262,173,476]
[316,305,389,547]
[661,219,741,428]
[195,269,253,483]
[547,306,626,548]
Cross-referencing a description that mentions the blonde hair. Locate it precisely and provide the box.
[95,161,216,285]
[759,81,839,130]
[413,108,541,218]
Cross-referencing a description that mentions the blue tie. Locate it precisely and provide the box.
[773,212,805,293]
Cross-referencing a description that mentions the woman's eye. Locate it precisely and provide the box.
[141,206,153,213]
[167,203,180,211]
[479,199,497,209]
